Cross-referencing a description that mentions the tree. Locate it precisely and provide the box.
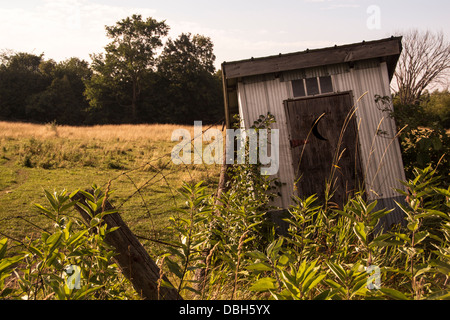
[157,33,223,124]
[0,52,92,124]
[423,89,450,129]
[0,52,48,120]
[393,29,450,105]
[158,33,216,78]
[85,14,169,123]
[27,58,92,124]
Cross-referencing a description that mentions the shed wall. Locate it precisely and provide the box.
[332,62,406,200]
[236,60,406,208]
[238,77,295,209]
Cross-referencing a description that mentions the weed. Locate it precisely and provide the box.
[22,155,33,168]
[0,120,447,300]
[106,160,127,170]
[0,187,138,300]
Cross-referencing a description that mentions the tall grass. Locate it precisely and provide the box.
[0,111,448,300]
[0,121,222,255]
[0,121,222,174]
[0,121,199,142]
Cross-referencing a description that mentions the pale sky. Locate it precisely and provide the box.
[1,0,449,70]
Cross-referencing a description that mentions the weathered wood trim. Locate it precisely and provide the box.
[223,37,402,80]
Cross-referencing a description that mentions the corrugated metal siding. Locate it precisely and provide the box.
[332,62,406,200]
[236,60,406,210]
[265,80,296,209]
[238,79,295,209]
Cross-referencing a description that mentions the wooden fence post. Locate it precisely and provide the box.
[73,191,182,300]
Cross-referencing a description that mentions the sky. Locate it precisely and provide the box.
[0,0,449,70]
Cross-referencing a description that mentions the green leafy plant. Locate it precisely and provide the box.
[0,186,137,300]
[159,181,212,297]
[377,94,450,185]
[243,164,449,300]
[247,238,327,300]
[371,166,450,299]
[324,261,371,300]
[0,238,24,298]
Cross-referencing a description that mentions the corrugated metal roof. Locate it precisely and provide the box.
[222,37,402,81]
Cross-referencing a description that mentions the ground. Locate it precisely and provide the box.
[0,121,221,254]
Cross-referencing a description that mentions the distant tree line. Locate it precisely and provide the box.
[0,15,224,125]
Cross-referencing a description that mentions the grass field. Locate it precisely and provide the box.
[0,121,222,254]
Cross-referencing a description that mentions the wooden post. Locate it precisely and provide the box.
[73,191,182,300]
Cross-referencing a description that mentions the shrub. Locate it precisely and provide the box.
[382,94,450,185]
[0,186,137,300]
[156,164,449,300]
[1,166,448,300]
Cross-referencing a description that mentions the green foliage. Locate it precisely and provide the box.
[85,14,169,123]
[0,15,224,126]
[27,58,92,125]
[84,16,223,125]
[422,90,450,129]
[0,52,49,120]
[157,114,279,299]
[157,164,449,300]
[160,181,213,296]
[0,238,24,298]
[385,92,450,184]
[0,52,91,125]
[382,166,450,299]
[0,186,137,300]
[156,33,223,124]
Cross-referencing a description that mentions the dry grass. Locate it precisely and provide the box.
[0,121,210,142]
[0,121,224,180]
[0,121,224,178]
[0,121,223,248]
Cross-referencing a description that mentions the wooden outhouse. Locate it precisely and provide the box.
[221,36,406,228]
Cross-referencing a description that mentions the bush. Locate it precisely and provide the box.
[422,90,450,129]
[158,165,449,300]
[1,166,448,300]
[377,94,450,186]
[0,186,137,300]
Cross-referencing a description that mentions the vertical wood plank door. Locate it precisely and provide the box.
[285,92,363,207]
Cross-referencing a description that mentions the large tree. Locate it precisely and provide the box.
[27,57,92,124]
[0,52,48,120]
[157,33,223,124]
[0,52,92,124]
[85,14,169,123]
[394,29,450,105]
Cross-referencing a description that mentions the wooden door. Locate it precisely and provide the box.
[285,92,363,207]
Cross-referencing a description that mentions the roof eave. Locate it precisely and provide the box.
[222,36,403,81]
